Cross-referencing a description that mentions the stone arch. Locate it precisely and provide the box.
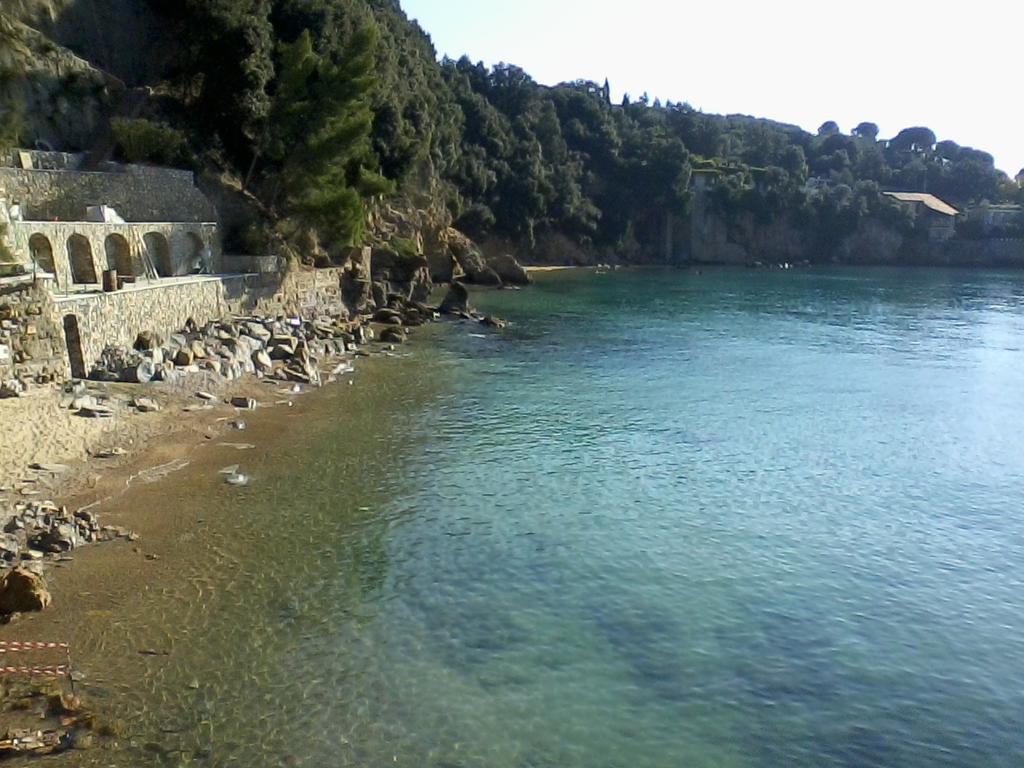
[29,234,56,278]
[67,234,97,285]
[104,233,135,277]
[143,232,173,277]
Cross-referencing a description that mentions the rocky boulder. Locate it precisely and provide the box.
[486,253,531,285]
[0,567,52,614]
[133,330,162,352]
[371,246,430,283]
[379,326,406,344]
[445,228,500,286]
[341,246,373,315]
[439,282,472,315]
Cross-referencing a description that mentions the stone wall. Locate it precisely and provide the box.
[0,276,66,388]
[0,165,217,223]
[7,219,220,287]
[54,267,346,374]
[0,150,84,171]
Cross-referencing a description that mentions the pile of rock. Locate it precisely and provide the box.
[0,499,135,616]
[432,228,532,287]
[86,289,446,387]
[88,310,371,387]
[1,499,132,562]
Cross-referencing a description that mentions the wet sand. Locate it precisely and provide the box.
[0,349,397,759]
[0,366,366,631]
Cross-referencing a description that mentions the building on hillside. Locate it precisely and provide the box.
[965,202,1024,235]
[0,149,254,385]
[883,192,959,242]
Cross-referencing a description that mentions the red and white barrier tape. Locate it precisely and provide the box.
[0,665,68,676]
[0,642,70,653]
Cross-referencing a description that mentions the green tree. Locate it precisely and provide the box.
[177,0,274,164]
[264,25,391,248]
[890,126,936,153]
[852,122,879,140]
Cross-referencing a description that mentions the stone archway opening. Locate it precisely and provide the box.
[144,232,173,278]
[29,234,56,280]
[104,233,136,278]
[185,232,206,273]
[67,234,97,285]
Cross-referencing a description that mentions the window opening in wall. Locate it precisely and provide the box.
[67,235,97,285]
[29,234,56,285]
[144,232,173,278]
[103,234,136,280]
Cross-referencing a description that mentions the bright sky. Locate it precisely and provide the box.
[400,0,1023,176]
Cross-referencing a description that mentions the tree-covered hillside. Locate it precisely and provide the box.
[2,0,1020,263]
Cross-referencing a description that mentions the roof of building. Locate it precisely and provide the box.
[883,192,959,217]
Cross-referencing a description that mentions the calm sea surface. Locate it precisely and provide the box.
[59,268,1024,766]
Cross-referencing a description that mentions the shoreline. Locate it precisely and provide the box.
[524,265,580,273]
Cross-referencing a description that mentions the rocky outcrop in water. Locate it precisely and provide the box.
[486,253,532,286]
[444,229,501,286]
[439,282,472,315]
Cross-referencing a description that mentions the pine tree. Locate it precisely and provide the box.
[266,23,392,248]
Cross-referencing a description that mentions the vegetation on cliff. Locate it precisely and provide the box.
[2,0,1021,262]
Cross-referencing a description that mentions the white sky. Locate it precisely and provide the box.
[400,0,1023,175]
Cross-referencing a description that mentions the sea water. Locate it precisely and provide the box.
[58,267,1024,767]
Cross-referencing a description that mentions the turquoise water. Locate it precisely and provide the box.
[67,268,1024,766]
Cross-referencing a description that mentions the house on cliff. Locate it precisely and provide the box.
[883,192,959,242]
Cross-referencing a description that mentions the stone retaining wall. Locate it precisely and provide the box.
[54,267,346,375]
[0,276,66,387]
[0,150,84,171]
[0,165,216,223]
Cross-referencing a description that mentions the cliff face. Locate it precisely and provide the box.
[2,17,121,152]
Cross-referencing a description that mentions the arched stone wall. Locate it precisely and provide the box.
[67,234,97,284]
[8,222,220,281]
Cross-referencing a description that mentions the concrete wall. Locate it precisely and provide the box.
[0,164,217,222]
[7,220,220,288]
